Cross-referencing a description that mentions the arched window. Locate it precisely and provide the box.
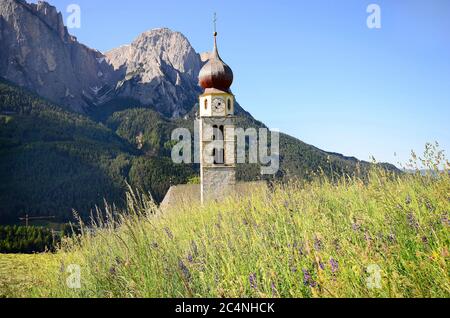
[204,99,208,110]
[212,125,225,164]
[212,125,217,163]
[227,99,231,112]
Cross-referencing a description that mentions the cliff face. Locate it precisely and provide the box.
[105,28,204,118]
[0,0,118,112]
[0,0,245,117]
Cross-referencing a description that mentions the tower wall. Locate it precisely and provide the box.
[199,95,236,203]
[201,166,236,203]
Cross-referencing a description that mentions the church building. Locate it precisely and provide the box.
[161,29,266,210]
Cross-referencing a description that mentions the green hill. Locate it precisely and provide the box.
[0,79,195,223]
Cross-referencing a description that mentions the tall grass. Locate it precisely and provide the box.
[14,143,450,297]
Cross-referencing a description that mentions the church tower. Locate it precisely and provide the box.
[198,30,236,203]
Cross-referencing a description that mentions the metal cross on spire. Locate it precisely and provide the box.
[213,12,217,35]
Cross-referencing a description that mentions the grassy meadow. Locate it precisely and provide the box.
[0,144,449,298]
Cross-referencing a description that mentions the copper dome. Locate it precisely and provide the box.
[198,33,234,92]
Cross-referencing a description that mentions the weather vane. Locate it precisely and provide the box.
[213,12,217,35]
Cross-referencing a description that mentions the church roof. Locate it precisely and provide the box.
[160,182,268,212]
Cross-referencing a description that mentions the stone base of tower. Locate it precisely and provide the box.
[201,166,236,203]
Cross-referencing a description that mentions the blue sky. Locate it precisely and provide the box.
[39,0,449,166]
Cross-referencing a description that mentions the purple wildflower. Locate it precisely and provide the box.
[178,259,191,281]
[292,241,305,256]
[302,269,310,285]
[314,237,323,251]
[330,258,339,274]
[271,281,277,296]
[109,266,116,275]
[352,223,360,232]
[249,273,258,289]
[288,241,299,251]
[187,253,194,263]
[319,262,325,270]
[407,212,419,230]
[298,245,305,256]
[302,269,317,287]
[291,266,297,273]
[387,233,396,243]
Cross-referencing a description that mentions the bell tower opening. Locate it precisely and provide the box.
[212,125,225,165]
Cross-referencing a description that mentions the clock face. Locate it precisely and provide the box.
[212,97,225,114]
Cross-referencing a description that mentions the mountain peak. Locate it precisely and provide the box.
[5,0,69,41]
[142,27,180,35]
[0,1,242,118]
[0,0,118,112]
[105,27,203,117]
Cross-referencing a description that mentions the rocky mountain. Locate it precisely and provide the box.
[105,28,203,118]
[0,0,211,118]
[0,0,119,113]
[0,0,250,118]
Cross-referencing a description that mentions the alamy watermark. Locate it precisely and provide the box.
[66,4,81,29]
[366,264,382,289]
[64,4,380,31]
[171,120,280,175]
[66,264,81,289]
[367,4,381,29]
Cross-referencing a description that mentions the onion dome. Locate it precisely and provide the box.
[198,32,234,92]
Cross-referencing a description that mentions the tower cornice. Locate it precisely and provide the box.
[199,91,234,97]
